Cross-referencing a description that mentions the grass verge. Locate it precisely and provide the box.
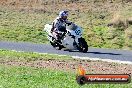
[0,49,132,88]
[0,49,71,61]
[0,64,132,88]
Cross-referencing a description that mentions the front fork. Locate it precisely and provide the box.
[73,37,82,49]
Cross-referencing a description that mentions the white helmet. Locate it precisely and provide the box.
[59,10,68,18]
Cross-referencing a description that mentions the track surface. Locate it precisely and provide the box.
[0,41,132,62]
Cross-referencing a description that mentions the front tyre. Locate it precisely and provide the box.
[78,38,88,53]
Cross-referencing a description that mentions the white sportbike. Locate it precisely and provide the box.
[44,23,88,53]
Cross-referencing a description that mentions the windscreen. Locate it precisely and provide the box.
[66,23,77,30]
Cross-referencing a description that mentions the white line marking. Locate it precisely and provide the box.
[72,56,132,65]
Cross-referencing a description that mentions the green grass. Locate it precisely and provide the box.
[0,1,132,50]
[0,65,77,88]
[0,8,51,43]
[0,49,72,61]
[0,64,132,88]
[0,49,132,88]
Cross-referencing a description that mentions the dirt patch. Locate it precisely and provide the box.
[0,59,132,75]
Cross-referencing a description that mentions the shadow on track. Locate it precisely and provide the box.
[87,52,121,55]
[68,50,121,56]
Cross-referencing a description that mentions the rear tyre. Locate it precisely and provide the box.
[78,38,88,53]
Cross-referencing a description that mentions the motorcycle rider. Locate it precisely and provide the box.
[51,10,72,43]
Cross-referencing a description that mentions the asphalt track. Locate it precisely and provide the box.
[0,41,132,62]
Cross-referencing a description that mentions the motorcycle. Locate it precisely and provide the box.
[44,23,88,53]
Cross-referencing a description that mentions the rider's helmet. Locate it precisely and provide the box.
[59,10,68,20]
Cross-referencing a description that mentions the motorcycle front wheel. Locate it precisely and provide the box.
[78,38,88,53]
